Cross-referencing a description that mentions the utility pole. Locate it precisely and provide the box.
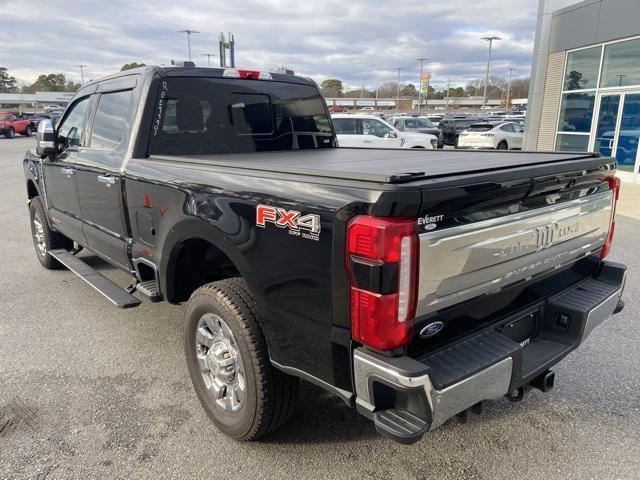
[178,29,200,61]
[76,65,86,84]
[202,53,216,67]
[416,57,428,111]
[361,80,365,99]
[506,67,515,112]
[445,77,451,112]
[481,35,501,112]
[395,67,403,112]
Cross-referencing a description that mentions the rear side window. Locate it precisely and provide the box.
[468,124,495,132]
[333,118,357,134]
[90,90,134,149]
[149,77,335,155]
[500,123,516,133]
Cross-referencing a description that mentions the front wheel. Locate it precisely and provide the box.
[497,141,508,150]
[5,127,15,139]
[185,278,299,440]
[24,125,33,137]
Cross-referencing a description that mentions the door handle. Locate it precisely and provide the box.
[363,140,373,143]
[60,167,75,176]
[97,175,116,186]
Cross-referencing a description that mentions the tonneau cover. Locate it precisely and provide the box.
[149,148,602,184]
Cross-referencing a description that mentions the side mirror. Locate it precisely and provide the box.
[387,130,398,139]
[36,120,57,157]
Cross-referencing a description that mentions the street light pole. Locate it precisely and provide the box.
[395,67,403,112]
[76,65,86,84]
[202,53,216,67]
[178,29,200,61]
[416,58,428,111]
[481,35,501,112]
[506,67,515,112]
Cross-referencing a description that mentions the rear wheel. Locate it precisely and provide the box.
[185,278,298,440]
[29,196,72,269]
[497,140,508,150]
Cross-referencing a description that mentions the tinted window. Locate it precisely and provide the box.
[564,47,601,90]
[557,92,595,133]
[90,90,134,149]
[149,78,334,155]
[468,124,494,132]
[405,118,434,128]
[57,96,90,149]
[555,134,589,152]
[601,38,640,88]
[455,120,475,129]
[333,118,357,134]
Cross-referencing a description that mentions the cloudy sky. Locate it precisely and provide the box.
[1,0,579,90]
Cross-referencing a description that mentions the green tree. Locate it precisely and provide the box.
[400,83,418,97]
[320,79,343,97]
[121,62,146,71]
[0,67,18,93]
[23,74,67,93]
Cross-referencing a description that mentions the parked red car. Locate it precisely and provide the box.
[328,105,347,113]
[0,112,34,138]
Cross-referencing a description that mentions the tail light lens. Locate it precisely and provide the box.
[600,176,621,259]
[346,216,418,350]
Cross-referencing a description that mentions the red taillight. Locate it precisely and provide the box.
[223,68,273,80]
[346,216,418,350]
[600,176,621,259]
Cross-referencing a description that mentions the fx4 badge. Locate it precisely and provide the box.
[256,204,321,241]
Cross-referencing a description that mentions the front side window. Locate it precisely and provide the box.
[57,96,90,149]
[362,119,392,137]
[564,47,601,90]
[90,90,134,149]
[149,77,334,155]
[500,123,515,133]
[601,38,640,88]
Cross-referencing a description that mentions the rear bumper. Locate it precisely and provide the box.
[353,260,626,444]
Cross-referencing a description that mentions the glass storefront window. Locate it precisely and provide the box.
[564,47,601,90]
[601,38,640,88]
[555,134,590,152]
[557,92,595,133]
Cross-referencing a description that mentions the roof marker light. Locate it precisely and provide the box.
[223,69,273,80]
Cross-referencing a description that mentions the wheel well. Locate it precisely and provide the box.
[167,238,240,302]
[27,180,38,199]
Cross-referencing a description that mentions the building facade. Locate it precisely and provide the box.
[525,0,640,183]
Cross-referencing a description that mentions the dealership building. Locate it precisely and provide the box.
[525,0,640,183]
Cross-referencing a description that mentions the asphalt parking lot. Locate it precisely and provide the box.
[1,135,639,479]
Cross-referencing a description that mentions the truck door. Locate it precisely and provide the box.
[42,95,92,242]
[75,78,137,270]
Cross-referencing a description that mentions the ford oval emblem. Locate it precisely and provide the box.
[419,321,444,338]
[424,223,437,231]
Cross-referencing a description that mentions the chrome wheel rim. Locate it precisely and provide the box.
[32,216,46,257]
[195,313,246,412]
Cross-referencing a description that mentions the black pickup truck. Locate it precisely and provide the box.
[24,65,626,444]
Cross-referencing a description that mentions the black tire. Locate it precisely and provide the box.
[5,127,15,139]
[185,278,299,441]
[24,125,32,137]
[29,196,72,269]
[497,140,508,150]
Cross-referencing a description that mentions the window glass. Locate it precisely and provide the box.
[454,120,475,129]
[468,124,494,132]
[57,96,90,149]
[0,114,10,120]
[557,92,595,133]
[500,123,515,132]
[149,78,334,155]
[564,47,601,90]
[90,90,134,149]
[555,134,589,152]
[601,38,640,88]
[333,118,357,134]
[362,119,392,137]
[405,118,434,128]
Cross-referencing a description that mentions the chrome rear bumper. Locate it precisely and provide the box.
[353,260,626,443]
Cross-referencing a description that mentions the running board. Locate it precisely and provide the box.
[134,280,162,302]
[49,249,141,308]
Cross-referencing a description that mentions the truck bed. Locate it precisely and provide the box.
[149,149,604,184]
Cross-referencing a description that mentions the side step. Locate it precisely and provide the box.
[373,409,428,444]
[49,249,141,309]
[133,280,162,302]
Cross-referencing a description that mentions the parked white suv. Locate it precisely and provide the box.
[332,114,437,149]
[457,121,523,150]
